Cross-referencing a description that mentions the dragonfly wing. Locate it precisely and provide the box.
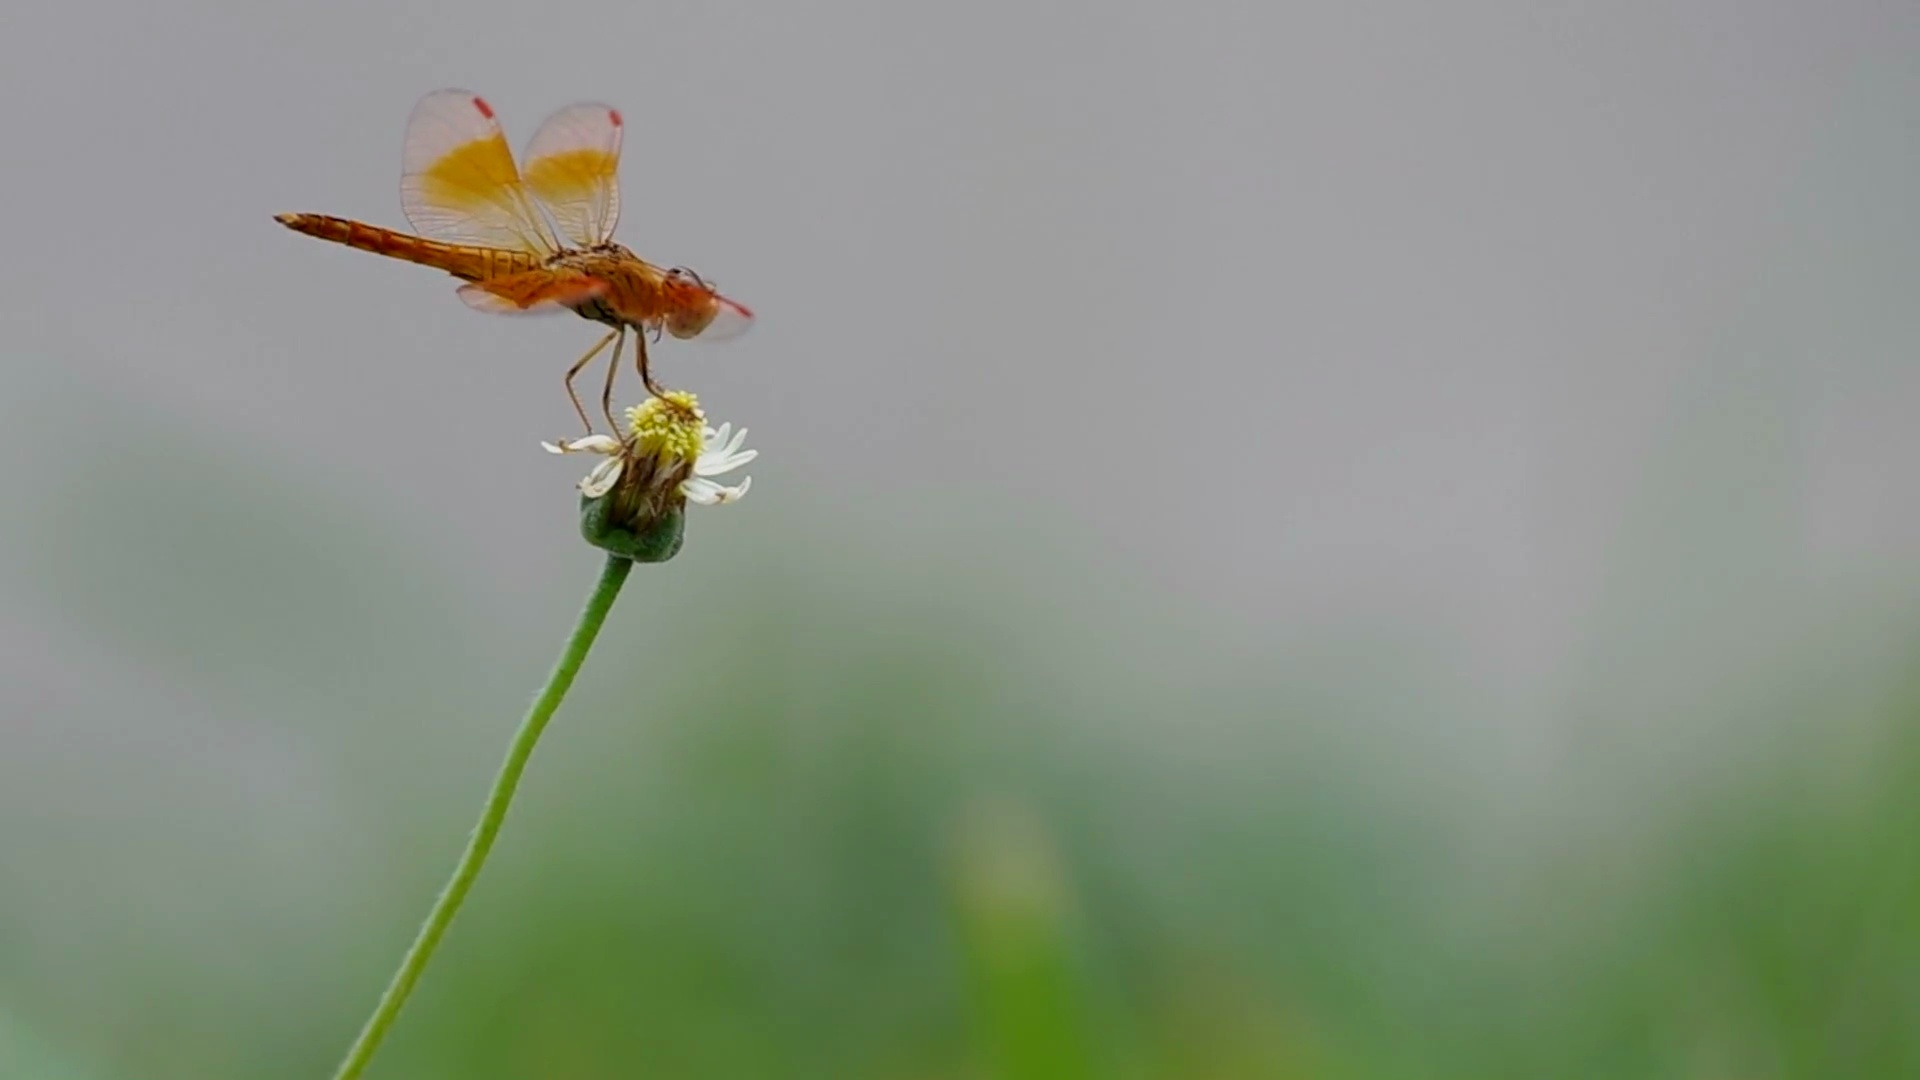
[401,89,560,255]
[455,268,609,314]
[522,103,625,248]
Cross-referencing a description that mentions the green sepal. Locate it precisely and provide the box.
[579,495,685,562]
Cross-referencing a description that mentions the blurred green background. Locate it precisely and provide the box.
[6,367,1919,1079]
[5,1,1920,1077]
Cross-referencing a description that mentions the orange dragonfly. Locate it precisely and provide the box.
[276,89,753,433]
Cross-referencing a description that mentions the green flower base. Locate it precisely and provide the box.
[578,496,685,562]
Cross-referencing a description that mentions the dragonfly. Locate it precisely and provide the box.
[276,89,753,434]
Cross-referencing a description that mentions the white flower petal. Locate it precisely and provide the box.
[681,474,751,506]
[714,476,752,503]
[579,458,625,498]
[691,419,756,477]
[579,435,623,455]
[696,447,757,477]
[545,435,621,457]
[702,423,744,455]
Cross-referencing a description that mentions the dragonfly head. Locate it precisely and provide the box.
[662,266,753,341]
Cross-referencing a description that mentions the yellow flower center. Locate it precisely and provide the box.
[625,392,705,464]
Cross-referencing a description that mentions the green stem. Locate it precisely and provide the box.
[328,554,634,1080]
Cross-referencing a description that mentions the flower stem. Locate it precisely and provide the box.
[327,554,635,1080]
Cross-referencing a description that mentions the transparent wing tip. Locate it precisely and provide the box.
[699,294,754,341]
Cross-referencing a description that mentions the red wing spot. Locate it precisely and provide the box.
[608,107,623,127]
[472,96,495,119]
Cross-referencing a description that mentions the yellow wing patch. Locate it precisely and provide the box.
[401,89,559,255]
[522,104,624,248]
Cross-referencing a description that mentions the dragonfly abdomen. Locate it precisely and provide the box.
[273,213,535,282]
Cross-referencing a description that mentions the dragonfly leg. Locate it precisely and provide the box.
[600,329,627,434]
[634,331,668,399]
[564,329,620,434]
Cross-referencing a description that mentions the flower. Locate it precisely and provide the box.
[543,392,756,560]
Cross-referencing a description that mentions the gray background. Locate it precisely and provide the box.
[5,1,1916,645]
